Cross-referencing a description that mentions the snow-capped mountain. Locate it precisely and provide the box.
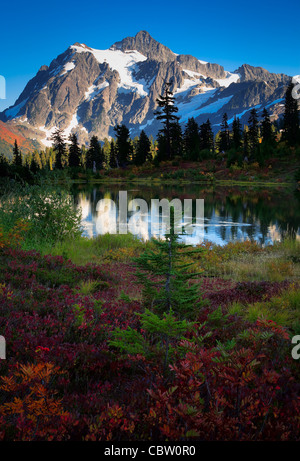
[0,31,290,147]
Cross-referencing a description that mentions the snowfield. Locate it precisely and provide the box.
[71,44,149,96]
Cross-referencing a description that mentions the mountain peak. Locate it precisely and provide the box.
[135,30,152,38]
[111,30,175,62]
[235,63,287,83]
[0,31,290,148]
[71,42,93,51]
[38,65,49,73]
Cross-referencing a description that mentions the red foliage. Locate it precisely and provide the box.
[146,321,299,441]
[0,244,299,440]
[0,121,36,151]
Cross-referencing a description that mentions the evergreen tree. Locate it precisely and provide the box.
[248,109,259,160]
[102,138,111,168]
[243,126,250,160]
[0,154,9,177]
[133,209,204,321]
[110,209,206,376]
[258,108,276,166]
[12,140,22,166]
[68,133,81,167]
[261,108,274,143]
[114,124,131,167]
[232,116,243,150]
[283,80,300,146]
[40,151,47,170]
[156,132,168,163]
[51,128,66,169]
[218,113,231,152]
[170,121,183,158]
[132,136,140,164]
[274,117,284,133]
[199,119,214,154]
[24,152,32,169]
[86,135,103,170]
[109,139,118,168]
[134,130,151,165]
[32,150,42,170]
[184,117,201,160]
[44,147,54,170]
[154,81,180,160]
[30,156,39,174]
[110,139,117,168]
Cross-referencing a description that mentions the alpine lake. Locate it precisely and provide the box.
[70,182,300,246]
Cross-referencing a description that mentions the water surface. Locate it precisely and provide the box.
[71,183,300,246]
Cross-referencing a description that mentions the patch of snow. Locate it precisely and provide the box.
[117,87,134,95]
[174,79,201,95]
[176,88,217,122]
[71,44,149,97]
[174,68,238,103]
[139,118,154,130]
[39,125,58,147]
[133,74,155,93]
[5,98,28,119]
[85,81,109,101]
[178,93,233,123]
[182,69,203,78]
[61,61,75,76]
[264,98,284,109]
[39,112,80,147]
[215,72,240,88]
[173,69,208,97]
[195,95,233,114]
[64,112,80,138]
[226,104,262,125]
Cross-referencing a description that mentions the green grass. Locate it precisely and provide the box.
[228,286,300,334]
[220,254,298,282]
[78,279,110,295]
[275,238,300,263]
[210,240,300,283]
[47,233,146,265]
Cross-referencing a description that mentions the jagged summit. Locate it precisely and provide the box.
[0,31,290,148]
[72,42,93,51]
[111,30,176,62]
[234,63,287,84]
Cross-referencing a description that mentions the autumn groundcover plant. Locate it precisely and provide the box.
[0,202,299,440]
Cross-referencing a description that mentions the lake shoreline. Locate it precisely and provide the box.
[66,177,297,188]
[35,155,300,190]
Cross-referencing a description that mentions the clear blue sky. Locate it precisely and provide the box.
[1,0,299,112]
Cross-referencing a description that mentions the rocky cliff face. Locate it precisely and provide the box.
[0,30,291,147]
